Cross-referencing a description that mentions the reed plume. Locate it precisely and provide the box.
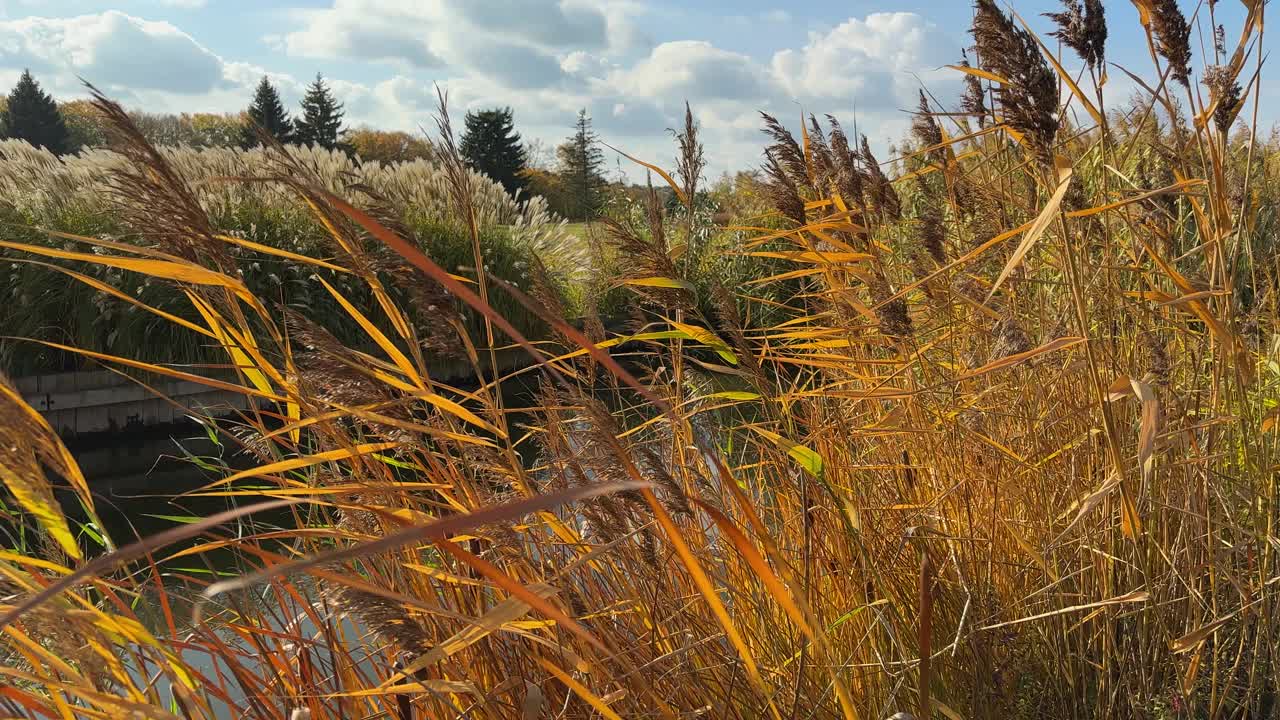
[826,115,868,216]
[911,91,944,164]
[673,102,706,205]
[860,135,900,220]
[1203,65,1242,135]
[973,0,1061,165]
[1150,0,1192,86]
[1045,0,1107,70]
[763,149,806,226]
[959,51,989,127]
[759,112,808,187]
[917,189,946,263]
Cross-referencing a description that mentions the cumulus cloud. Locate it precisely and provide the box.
[441,0,607,49]
[0,11,232,94]
[614,41,776,103]
[0,4,960,174]
[281,0,621,88]
[282,5,443,68]
[772,13,957,106]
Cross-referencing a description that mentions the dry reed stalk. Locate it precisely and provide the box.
[1,3,1277,718]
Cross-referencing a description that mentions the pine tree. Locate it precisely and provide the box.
[556,109,606,220]
[0,70,70,155]
[242,76,293,147]
[459,107,528,194]
[294,74,346,150]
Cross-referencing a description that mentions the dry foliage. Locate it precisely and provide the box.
[0,4,1277,719]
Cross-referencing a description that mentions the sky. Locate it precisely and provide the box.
[0,1,1263,177]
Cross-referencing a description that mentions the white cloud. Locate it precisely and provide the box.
[0,6,959,175]
[0,11,230,94]
[772,12,957,106]
[441,0,607,49]
[614,41,777,103]
[280,0,623,88]
[282,4,443,68]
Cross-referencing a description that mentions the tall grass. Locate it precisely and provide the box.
[0,138,584,375]
[1,3,1278,718]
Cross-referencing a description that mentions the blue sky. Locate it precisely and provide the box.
[0,1,1263,175]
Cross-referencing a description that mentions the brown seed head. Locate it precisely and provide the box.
[808,114,837,190]
[911,90,944,160]
[1202,65,1242,135]
[1150,0,1192,86]
[916,191,946,263]
[959,51,988,127]
[673,102,706,205]
[763,149,806,226]
[860,135,901,221]
[826,115,868,216]
[973,0,1061,165]
[759,112,807,187]
[1046,0,1107,70]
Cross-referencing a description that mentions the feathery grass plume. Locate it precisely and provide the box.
[807,115,838,191]
[989,315,1033,361]
[535,388,640,542]
[826,114,868,213]
[673,102,706,206]
[284,309,398,422]
[871,274,913,339]
[860,135,901,220]
[325,582,435,659]
[1202,65,1243,135]
[1142,329,1171,386]
[1150,0,1192,86]
[711,284,766,381]
[572,388,691,519]
[916,188,946,263]
[959,51,989,127]
[345,181,463,355]
[972,0,1061,165]
[88,88,232,270]
[911,91,944,160]
[763,149,807,226]
[759,112,808,187]
[1045,0,1107,70]
[600,196,694,314]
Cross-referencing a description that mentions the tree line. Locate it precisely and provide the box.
[0,70,610,220]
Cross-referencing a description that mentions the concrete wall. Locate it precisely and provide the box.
[18,370,251,437]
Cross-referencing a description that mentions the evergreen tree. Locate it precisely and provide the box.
[242,76,293,146]
[294,74,346,150]
[0,70,70,155]
[459,107,527,194]
[556,109,606,220]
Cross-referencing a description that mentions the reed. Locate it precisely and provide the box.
[0,3,1277,718]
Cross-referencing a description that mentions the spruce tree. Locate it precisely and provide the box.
[459,107,528,194]
[0,70,70,155]
[556,109,606,220]
[294,74,346,150]
[242,76,293,147]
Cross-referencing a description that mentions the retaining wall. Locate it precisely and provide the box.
[16,370,250,437]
